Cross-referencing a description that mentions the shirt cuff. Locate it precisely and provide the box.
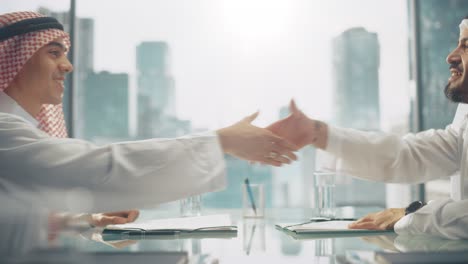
[394,213,414,235]
[179,130,227,193]
[394,199,450,236]
[325,125,346,156]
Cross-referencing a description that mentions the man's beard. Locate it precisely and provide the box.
[444,82,466,103]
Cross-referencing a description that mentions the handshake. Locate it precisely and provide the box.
[49,100,329,235]
[216,100,328,166]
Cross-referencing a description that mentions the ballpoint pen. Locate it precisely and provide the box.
[244,178,257,216]
[309,217,357,222]
[245,224,256,255]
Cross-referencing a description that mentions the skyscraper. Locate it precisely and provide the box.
[83,71,129,142]
[136,42,176,138]
[332,27,380,130]
[331,27,386,207]
[74,18,94,138]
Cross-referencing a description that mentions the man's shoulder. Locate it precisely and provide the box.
[0,112,39,132]
[0,112,31,124]
[0,112,48,141]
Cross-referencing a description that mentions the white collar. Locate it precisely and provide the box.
[0,91,39,127]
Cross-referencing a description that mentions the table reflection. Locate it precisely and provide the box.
[243,219,265,255]
[3,207,468,263]
[0,191,49,257]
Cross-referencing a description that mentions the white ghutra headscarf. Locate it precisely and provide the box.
[459,18,468,31]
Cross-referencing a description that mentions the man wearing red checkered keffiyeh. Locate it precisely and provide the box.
[0,11,297,237]
[0,11,70,137]
[0,11,142,232]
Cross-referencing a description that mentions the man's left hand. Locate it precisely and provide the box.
[89,210,140,227]
[348,208,405,230]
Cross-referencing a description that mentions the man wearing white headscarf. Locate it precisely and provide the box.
[267,17,468,239]
[0,11,298,216]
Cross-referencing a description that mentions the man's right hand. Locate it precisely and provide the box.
[348,208,405,230]
[216,111,299,167]
[266,100,328,150]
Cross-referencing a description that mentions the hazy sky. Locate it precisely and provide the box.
[2,0,409,131]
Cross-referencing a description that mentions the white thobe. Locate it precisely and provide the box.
[0,92,226,212]
[326,103,468,239]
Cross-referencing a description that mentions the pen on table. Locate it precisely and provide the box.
[283,218,358,229]
[245,224,256,255]
[244,178,257,216]
[309,217,358,222]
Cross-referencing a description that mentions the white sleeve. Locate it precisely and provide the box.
[325,125,460,183]
[0,115,226,212]
[394,198,468,239]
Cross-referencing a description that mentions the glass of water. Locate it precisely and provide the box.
[180,195,202,217]
[314,171,336,218]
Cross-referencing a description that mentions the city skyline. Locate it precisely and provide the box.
[1,0,410,132]
[0,0,435,210]
[0,0,461,211]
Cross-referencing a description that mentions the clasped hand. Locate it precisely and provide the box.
[217,100,328,167]
[217,111,299,166]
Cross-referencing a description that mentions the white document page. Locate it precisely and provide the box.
[278,220,358,231]
[106,214,233,231]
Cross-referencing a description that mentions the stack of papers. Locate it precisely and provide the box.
[276,220,393,239]
[103,214,237,240]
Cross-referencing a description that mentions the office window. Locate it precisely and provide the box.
[2,1,410,209]
[72,0,411,209]
[409,0,468,201]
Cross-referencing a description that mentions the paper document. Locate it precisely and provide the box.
[278,220,355,232]
[106,214,236,232]
[276,220,394,239]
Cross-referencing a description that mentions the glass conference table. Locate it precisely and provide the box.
[47,207,468,264]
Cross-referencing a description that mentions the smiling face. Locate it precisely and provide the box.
[445,26,468,103]
[6,37,73,115]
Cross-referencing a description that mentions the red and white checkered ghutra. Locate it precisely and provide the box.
[0,11,71,138]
